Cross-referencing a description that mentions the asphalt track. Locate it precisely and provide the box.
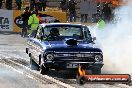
[0,32,131,88]
[0,63,61,88]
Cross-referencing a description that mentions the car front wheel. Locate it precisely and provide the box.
[30,55,40,70]
[40,64,49,75]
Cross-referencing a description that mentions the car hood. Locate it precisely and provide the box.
[42,41,102,53]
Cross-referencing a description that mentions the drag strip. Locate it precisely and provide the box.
[0,58,75,88]
[0,63,45,88]
[0,58,131,88]
[0,33,132,88]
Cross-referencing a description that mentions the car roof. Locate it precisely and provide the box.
[40,23,85,27]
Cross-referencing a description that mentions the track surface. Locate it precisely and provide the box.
[0,62,60,88]
[0,33,131,88]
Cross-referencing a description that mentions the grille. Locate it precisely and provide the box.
[54,53,94,57]
[53,53,95,62]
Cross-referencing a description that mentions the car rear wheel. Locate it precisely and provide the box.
[40,64,49,75]
[30,55,40,70]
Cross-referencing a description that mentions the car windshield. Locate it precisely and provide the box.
[42,25,91,41]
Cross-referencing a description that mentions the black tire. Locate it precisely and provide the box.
[76,72,86,85]
[40,64,49,75]
[76,76,87,85]
[30,55,40,70]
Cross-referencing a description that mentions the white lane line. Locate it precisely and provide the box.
[0,52,28,60]
[0,50,25,52]
[0,53,11,59]
[0,62,24,75]
[0,62,36,83]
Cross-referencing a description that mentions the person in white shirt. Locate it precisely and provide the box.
[80,0,90,22]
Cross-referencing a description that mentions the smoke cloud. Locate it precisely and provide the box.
[93,0,132,74]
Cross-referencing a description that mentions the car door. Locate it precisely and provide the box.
[27,37,38,62]
[31,26,44,65]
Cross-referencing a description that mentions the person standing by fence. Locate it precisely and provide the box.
[102,2,112,22]
[60,0,68,12]
[6,0,12,10]
[15,0,22,10]
[21,7,31,37]
[68,0,77,22]
[30,0,36,11]
[80,0,90,23]
[0,0,2,9]
[39,0,47,11]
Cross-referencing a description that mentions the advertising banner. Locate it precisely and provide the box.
[0,10,13,31]
[13,10,23,32]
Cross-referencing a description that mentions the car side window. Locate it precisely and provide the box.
[83,26,92,42]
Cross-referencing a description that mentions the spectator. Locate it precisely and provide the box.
[21,7,32,37]
[39,0,47,11]
[15,0,22,10]
[0,0,2,9]
[97,18,106,30]
[28,10,39,37]
[60,0,68,12]
[35,0,40,10]
[68,0,77,22]
[30,0,36,11]
[89,0,97,22]
[80,0,90,22]
[6,0,12,10]
[102,2,112,22]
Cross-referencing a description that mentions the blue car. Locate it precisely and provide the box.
[26,23,103,75]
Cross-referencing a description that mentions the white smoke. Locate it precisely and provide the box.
[94,0,132,74]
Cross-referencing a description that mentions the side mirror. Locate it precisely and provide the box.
[92,37,96,41]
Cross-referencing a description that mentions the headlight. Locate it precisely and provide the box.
[95,55,103,62]
[46,54,54,61]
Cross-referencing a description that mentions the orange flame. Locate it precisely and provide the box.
[78,65,86,76]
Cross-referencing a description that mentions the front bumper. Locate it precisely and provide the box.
[43,61,103,70]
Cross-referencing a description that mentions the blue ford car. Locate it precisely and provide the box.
[26,23,103,75]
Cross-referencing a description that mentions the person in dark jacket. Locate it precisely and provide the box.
[21,7,32,37]
[0,0,2,9]
[6,0,12,10]
[68,0,77,22]
[15,0,22,10]
[60,0,68,12]
[30,0,36,11]
[102,2,112,22]
[39,0,47,11]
